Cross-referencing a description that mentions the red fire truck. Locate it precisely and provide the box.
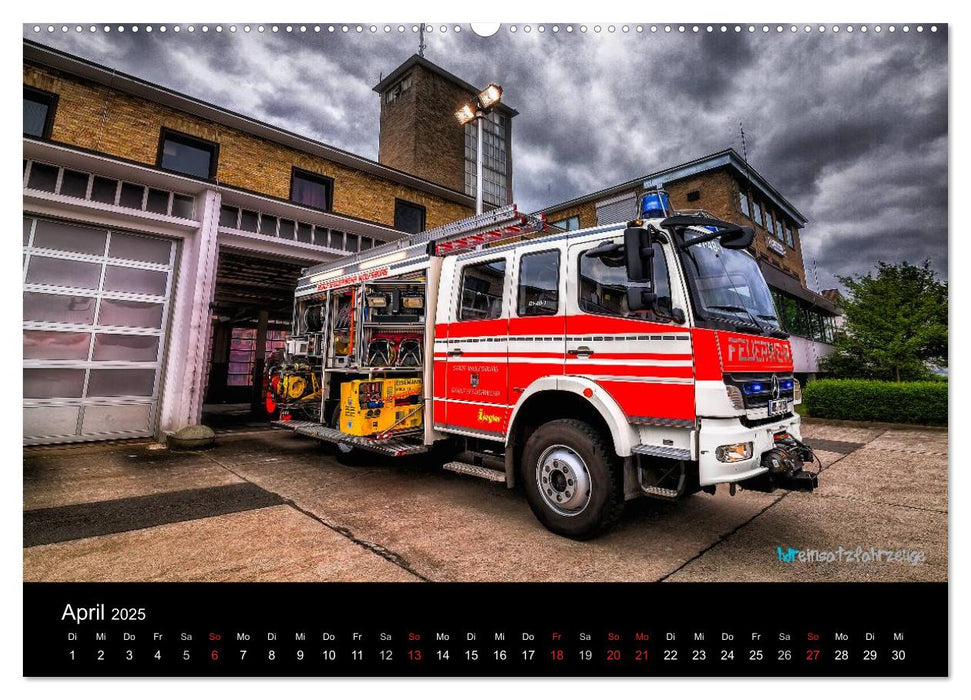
[271,193,818,539]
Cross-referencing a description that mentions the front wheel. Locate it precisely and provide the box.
[520,419,624,540]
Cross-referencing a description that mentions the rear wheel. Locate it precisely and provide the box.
[331,410,364,465]
[521,419,624,539]
[335,439,364,466]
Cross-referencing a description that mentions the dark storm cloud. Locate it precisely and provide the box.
[24,24,947,291]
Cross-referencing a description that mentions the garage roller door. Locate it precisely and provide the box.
[595,194,638,226]
[22,217,176,445]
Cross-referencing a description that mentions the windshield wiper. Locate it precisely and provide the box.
[706,305,776,336]
[707,307,787,338]
[707,304,749,314]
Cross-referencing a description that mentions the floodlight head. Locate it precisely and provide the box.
[455,104,477,124]
[477,83,503,109]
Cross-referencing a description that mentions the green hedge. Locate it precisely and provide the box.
[802,379,947,425]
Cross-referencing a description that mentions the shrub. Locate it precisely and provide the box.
[802,379,947,425]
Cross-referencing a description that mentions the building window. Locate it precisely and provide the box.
[24,159,195,218]
[775,217,785,241]
[24,87,58,139]
[464,111,508,206]
[219,205,240,228]
[393,199,426,234]
[784,224,795,248]
[550,215,580,231]
[772,290,836,343]
[385,74,413,104]
[290,168,333,211]
[517,250,560,317]
[753,201,764,228]
[686,190,701,202]
[239,210,259,233]
[295,222,312,243]
[738,189,750,217]
[157,129,218,180]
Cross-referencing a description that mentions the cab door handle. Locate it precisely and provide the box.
[567,346,594,358]
[448,348,464,357]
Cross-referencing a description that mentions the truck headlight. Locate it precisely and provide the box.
[716,442,753,463]
[793,378,802,404]
[725,385,744,410]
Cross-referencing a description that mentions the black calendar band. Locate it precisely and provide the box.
[24,581,947,677]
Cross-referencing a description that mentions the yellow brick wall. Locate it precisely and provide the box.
[545,202,598,230]
[23,63,472,230]
[542,168,808,285]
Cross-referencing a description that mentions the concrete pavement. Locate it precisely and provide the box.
[22,420,947,583]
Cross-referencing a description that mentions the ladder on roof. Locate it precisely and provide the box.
[416,204,523,245]
[420,204,548,255]
[430,206,548,255]
[317,205,548,273]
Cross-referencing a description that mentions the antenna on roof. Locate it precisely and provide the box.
[418,23,426,57]
[739,120,754,198]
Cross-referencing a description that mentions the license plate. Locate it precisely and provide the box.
[767,399,790,417]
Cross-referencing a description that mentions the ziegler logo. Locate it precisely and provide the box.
[726,336,792,365]
[477,408,502,425]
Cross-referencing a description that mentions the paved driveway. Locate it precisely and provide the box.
[23,420,947,583]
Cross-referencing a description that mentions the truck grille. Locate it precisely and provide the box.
[723,373,795,410]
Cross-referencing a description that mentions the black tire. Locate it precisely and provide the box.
[335,440,365,466]
[520,418,624,540]
[331,410,364,466]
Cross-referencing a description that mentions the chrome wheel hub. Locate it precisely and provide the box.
[536,445,592,517]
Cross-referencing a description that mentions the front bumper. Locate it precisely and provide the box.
[697,413,807,487]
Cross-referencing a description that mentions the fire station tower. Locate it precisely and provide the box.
[374,54,518,208]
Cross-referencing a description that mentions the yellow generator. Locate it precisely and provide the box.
[339,377,423,437]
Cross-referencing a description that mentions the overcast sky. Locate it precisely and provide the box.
[25,24,948,291]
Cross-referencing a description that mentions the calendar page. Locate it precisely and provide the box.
[20,14,950,682]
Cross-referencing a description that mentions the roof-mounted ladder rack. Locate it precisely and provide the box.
[298,204,547,286]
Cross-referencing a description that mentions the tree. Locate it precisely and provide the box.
[820,261,947,382]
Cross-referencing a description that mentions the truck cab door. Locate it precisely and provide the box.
[441,252,513,439]
[507,246,567,394]
[564,232,696,427]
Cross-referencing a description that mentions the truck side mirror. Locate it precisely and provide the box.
[624,227,654,282]
[624,227,656,311]
[721,225,755,249]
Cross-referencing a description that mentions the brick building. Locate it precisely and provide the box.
[539,149,841,377]
[22,40,480,445]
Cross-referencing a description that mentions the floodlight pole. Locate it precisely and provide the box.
[475,112,484,215]
[456,83,502,216]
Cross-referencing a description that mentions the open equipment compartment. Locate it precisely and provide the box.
[275,266,431,448]
[361,277,427,371]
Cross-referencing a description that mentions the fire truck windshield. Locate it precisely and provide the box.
[680,230,781,333]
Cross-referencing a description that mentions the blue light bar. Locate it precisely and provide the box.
[640,191,671,219]
[781,380,794,391]
[742,382,765,395]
